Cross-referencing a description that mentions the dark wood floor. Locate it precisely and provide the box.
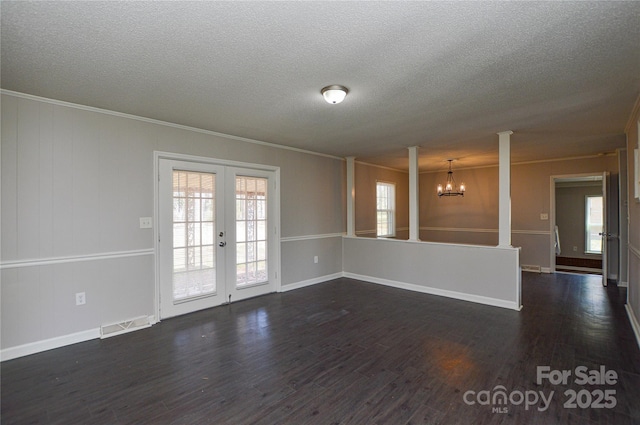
[2,273,639,424]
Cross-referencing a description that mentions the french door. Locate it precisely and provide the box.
[158,158,278,319]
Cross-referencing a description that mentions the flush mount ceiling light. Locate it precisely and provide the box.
[321,85,348,104]
[437,160,466,197]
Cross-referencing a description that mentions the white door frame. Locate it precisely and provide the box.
[549,172,608,286]
[153,151,281,321]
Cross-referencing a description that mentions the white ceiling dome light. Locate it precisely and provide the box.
[321,85,349,104]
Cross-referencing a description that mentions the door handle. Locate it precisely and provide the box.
[219,241,226,247]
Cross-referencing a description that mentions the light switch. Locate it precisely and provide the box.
[139,217,153,229]
[540,213,549,220]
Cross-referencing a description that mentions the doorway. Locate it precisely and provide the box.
[551,173,608,286]
[156,154,280,319]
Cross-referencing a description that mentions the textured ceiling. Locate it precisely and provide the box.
[2,1,639,171]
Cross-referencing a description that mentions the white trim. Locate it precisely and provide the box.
[1,90,342,161]
[421,226,497,233]
[355,160,408,173]
[343,272,521,311]
[343,234,519,251]
[280,272,344,292]
[619,281,629,288]
[154,152,282,319]
[625,304,640,351]
[498,131,513,247]
[512,229,551,235]
[346,157,356,237]
[280,233,344,242]
[0,248,154,270]
[0,328,100,362]
[419,227,550,235]
[541,267,552,273]
[154,151,280,172]
[550,172,606,275]
[630,244,640,260]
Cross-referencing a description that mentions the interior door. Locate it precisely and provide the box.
[158,159,278,319]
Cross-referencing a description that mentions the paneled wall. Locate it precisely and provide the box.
[1,92,345,356]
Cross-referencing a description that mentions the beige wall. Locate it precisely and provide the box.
[354,162,409,239]
[417,155,620,270]
[626,95,640,334]
[355,155,622,271]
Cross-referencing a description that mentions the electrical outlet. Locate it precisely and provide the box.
[573,246,578,252]
[75,292,86,306]
[139,217,153,229]
[314,256,319,264]
[540,213,549,220]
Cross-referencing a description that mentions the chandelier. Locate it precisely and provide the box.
[437,160,465,197]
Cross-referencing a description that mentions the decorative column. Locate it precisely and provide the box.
[408,146,420,241]
[497,131,513,247]
[346,157,356,237]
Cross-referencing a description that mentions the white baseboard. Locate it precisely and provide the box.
[280,272,344,292]
[343,272,521,311]
[625,304,640,350]
[1,315,158,362]
[619,281,628,287]
[1,328,100,362]
[541,267,552,273]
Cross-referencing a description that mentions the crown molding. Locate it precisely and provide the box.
[0,89,344,161]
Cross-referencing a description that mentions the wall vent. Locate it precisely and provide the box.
[100,316,152,339]
[521,265,542,273]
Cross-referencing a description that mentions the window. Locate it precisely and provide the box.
[376,182,395,237]
[585,195,603,254]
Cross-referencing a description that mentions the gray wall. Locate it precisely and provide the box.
[1,92,345,351]
[343,237,521,310]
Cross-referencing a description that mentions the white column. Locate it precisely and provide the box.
[346,156,356,237]
[408,146,420,241]
[498,131,513,247]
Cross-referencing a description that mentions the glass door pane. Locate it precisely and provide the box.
[235,176,268,287]
[172,170,217,301]
[585,195,603,254]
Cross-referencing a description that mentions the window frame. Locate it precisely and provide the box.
[376,181,396,238]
